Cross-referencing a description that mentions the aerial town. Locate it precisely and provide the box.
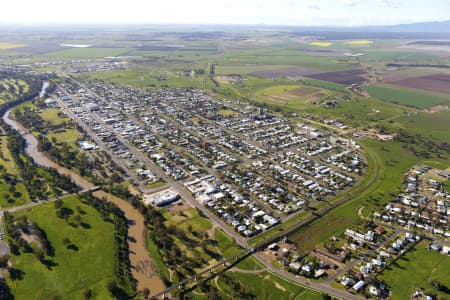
[0,2,449,300]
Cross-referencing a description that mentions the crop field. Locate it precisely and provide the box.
[378,241,450,300]
[344,40,374,45]
[250,66,322,78]
[390,73,450,94]
[365,84,449,108]
[0,43,25,49]
[41,47,132,59]
[305,69,368,85]
[310,41,333,47]
[214,64,293,75]
[216,48,352,71]
[359,49,447,64]
[6,196,115,299]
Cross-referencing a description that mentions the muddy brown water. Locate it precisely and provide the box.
[2,109,165,294]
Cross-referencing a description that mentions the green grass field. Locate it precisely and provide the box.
[378,241,450,299]
[217,271,323,300]
[40,109,70,125]
[6,196,115,299]
[365,84,449,109]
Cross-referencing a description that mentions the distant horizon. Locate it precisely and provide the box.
[1,19,449,29]
[1,0,449,27]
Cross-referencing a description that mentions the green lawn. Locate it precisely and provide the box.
[5,196,115,299]
[40,109,70,125]
[365,84,449,109]
[378,241,450,299]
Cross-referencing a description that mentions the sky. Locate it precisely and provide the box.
[1,0,449,26]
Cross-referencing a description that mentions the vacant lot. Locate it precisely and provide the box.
[378,241,450,299]
[251,66,322,79]
[365,84,449,108]
[306,69,368,85]
[391,73,450,94]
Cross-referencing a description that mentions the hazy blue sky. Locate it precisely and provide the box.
[2,0,450,26]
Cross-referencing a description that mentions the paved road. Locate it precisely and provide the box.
[58,77,383,299]
[63,77,250,248]
[55,83,151,193]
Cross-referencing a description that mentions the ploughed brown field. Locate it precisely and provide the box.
[305,69,367,85]
[251,67,322,78]
[390,73,450,94]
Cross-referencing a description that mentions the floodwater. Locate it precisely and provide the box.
[2,106,165,294]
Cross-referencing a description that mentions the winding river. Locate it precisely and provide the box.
[2,102,165,294]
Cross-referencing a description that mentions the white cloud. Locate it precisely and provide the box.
[337,0,357,7]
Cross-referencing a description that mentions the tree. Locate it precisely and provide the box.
[142,288,150,298]
[84,289,92,299]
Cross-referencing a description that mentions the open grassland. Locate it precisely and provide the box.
[378,241,450,299]
[83,68,206,89]
[217,271,323,300]
[6,196,115,300]
[365,84,449,108]
[310,42,333,47]
[0,43,25,49]
[301,78,348,92]
[41,47,132,59]
[387,110,450,142]
[255,85,327,105]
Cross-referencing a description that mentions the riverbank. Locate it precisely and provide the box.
[2,107,165,295]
